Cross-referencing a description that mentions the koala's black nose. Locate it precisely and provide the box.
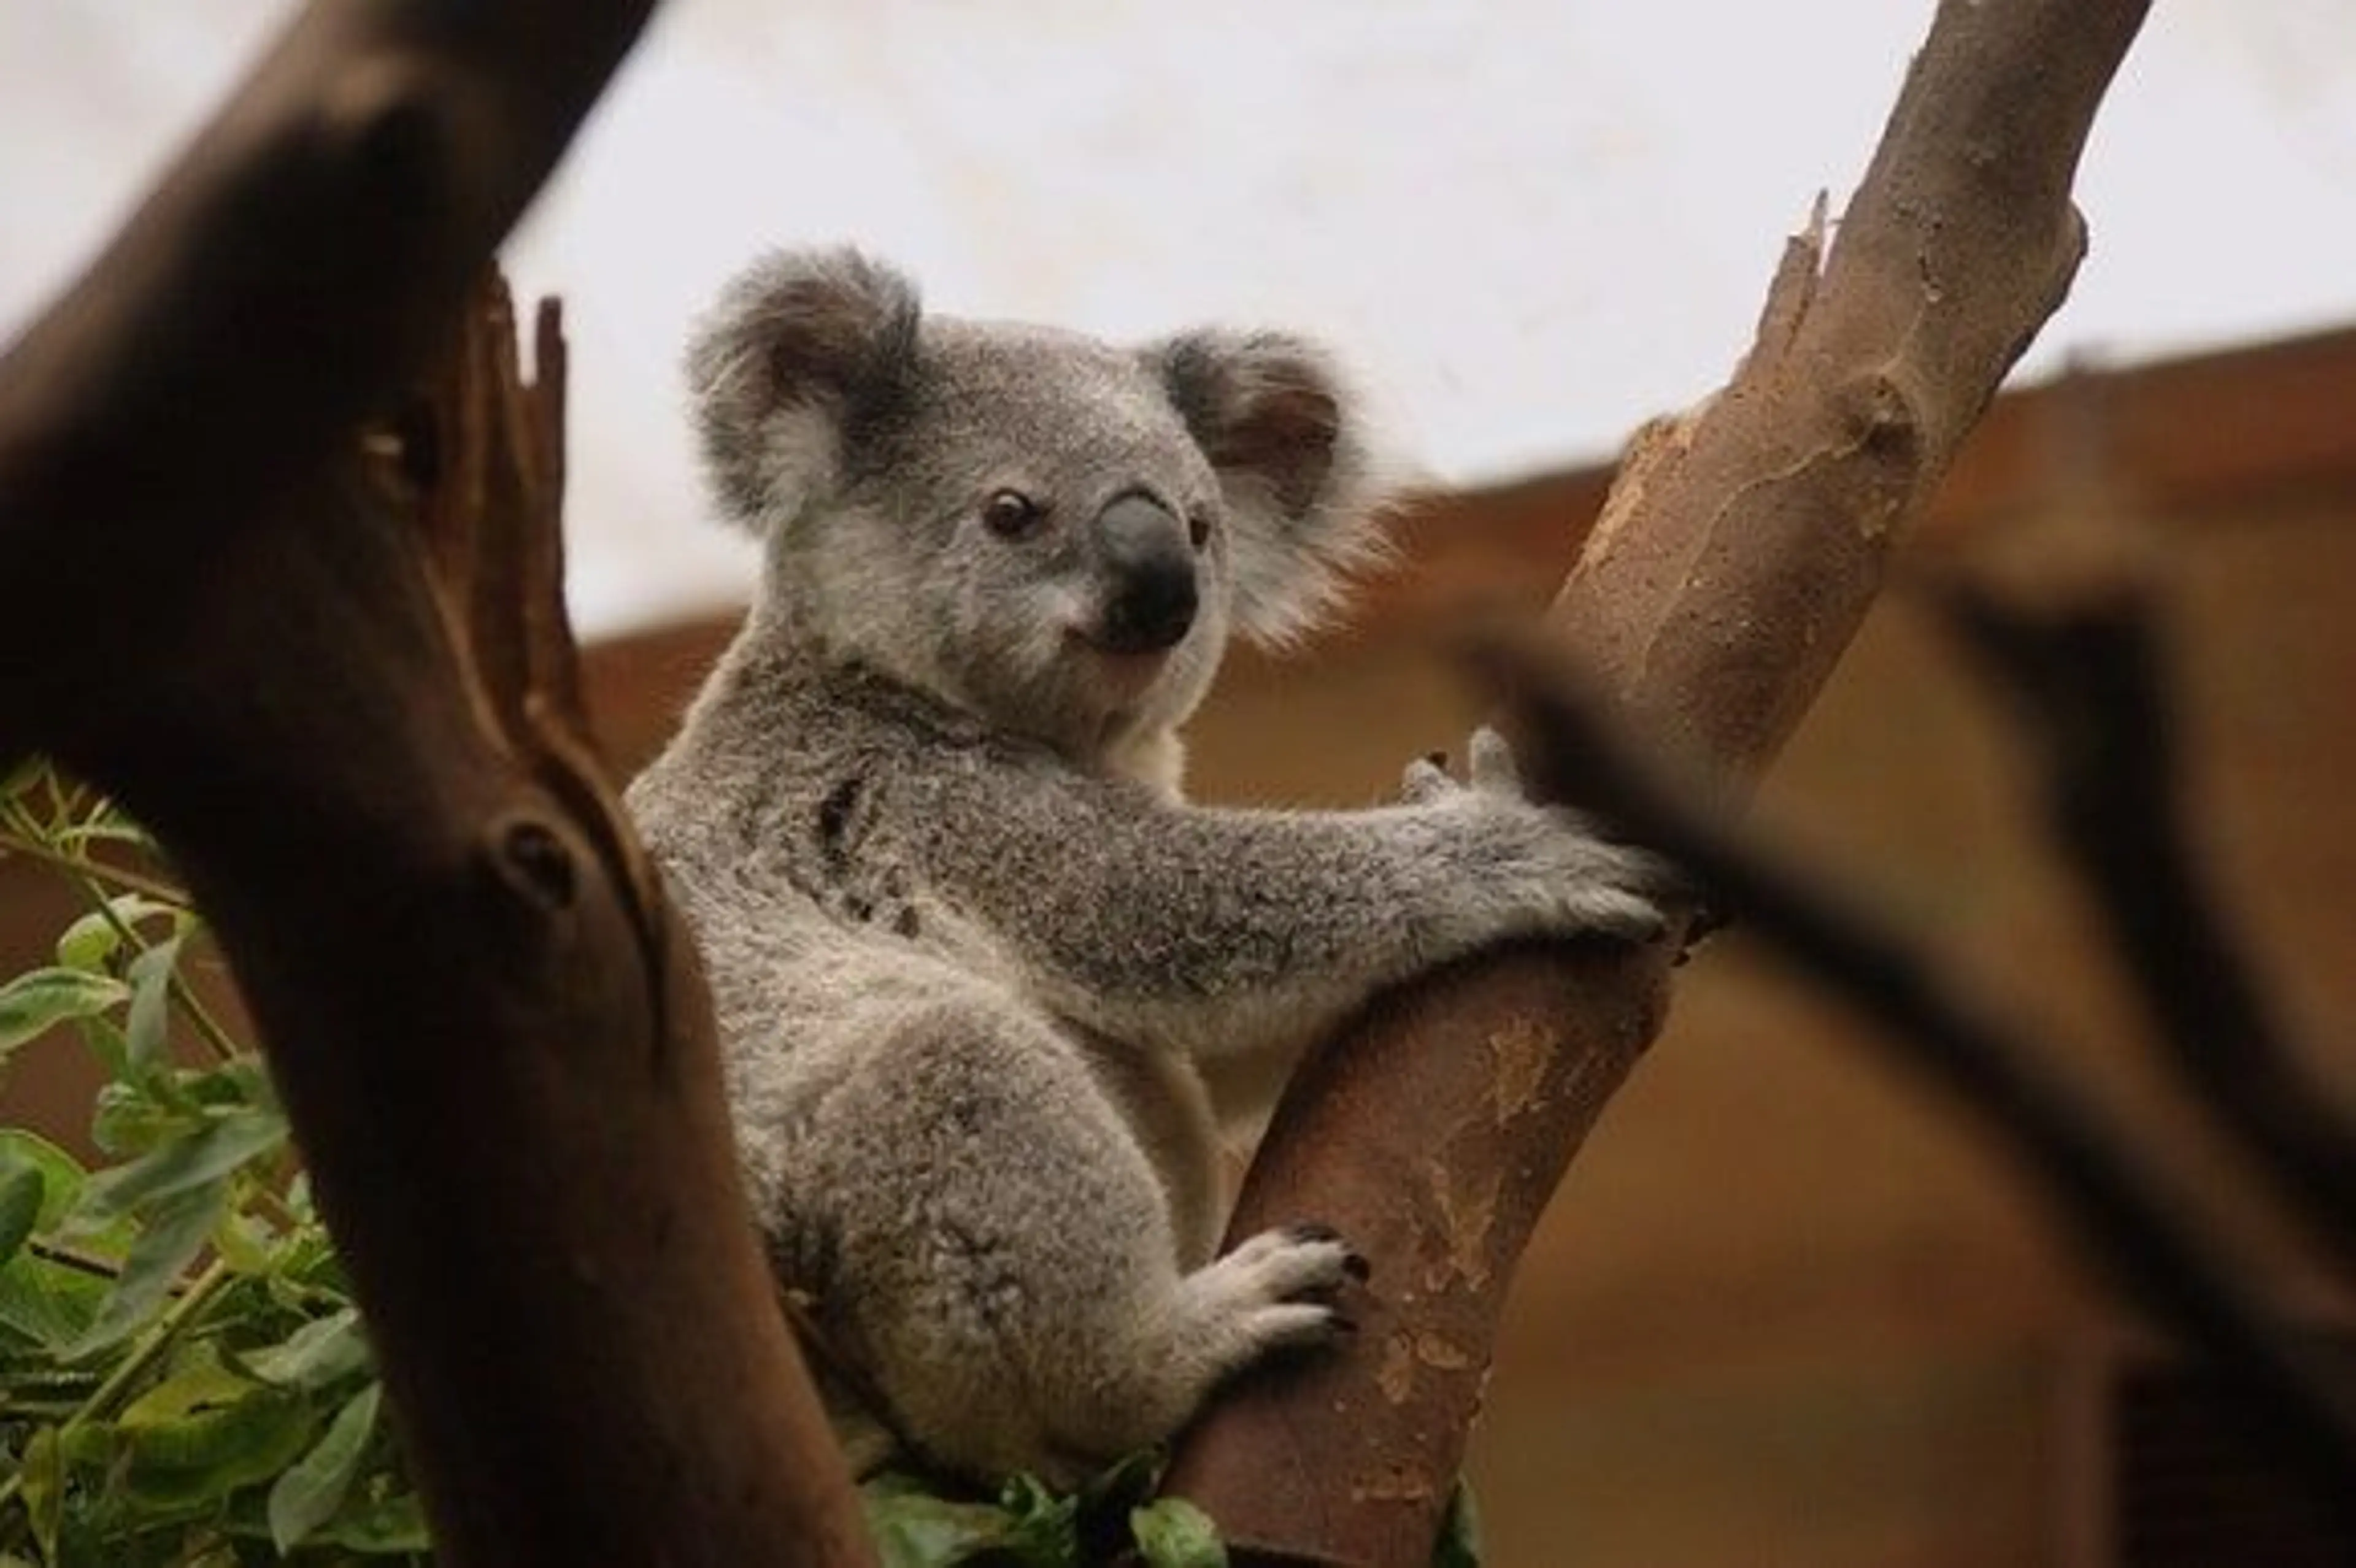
[1094,493,1198,654]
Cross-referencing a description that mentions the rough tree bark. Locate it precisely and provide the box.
[1165,2,2154,1562]
[0,3,872,1564]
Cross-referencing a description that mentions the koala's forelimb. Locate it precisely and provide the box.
[895,728,1665,1064]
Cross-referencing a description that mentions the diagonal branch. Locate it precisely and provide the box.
[1938,531,2356,1278]
[1469,623,2356,1504]
[1166,2,2152,1561]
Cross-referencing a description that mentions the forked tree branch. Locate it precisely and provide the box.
[1167,2,2153,1561]
[0,4,874,1563]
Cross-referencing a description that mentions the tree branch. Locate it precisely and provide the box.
[1936,513,2356,1278]
[1166,3,2152,1561]
[0,0,649,734]
[0,3,873,1561]
[1469,623,2356,1505]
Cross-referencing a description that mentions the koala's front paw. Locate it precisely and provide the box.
[1188,1223,1366,1355]
[1411,726,1675,945]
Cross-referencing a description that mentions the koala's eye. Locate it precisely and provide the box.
[1186,510,1212,550]
[982,489,1045,539]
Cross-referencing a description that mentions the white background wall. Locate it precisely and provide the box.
[4,1,2352,632]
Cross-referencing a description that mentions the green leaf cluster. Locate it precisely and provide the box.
[863,1450,1225,1568]
[0,764,427,1566]
[863,1453,1483,1568]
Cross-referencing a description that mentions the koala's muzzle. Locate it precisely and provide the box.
[1091,493,1199,655]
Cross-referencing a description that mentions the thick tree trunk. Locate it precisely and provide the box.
[0,4,871,1563]
[1165,3,2153,1561]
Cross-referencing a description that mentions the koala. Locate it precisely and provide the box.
[626,248,1666,1485]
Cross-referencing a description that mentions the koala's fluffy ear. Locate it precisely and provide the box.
[1153,331,1394,648]
[685,247,922,534]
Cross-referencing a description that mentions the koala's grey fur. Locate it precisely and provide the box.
[627,247,1665,1485]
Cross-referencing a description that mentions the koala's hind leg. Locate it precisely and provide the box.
[787,980,1355,1483]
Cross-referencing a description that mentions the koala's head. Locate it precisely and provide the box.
[687,247,1392,784]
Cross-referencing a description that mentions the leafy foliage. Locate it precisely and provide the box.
[0,763,426,1566]
[863,1449,1228,1568]
[858,1448,1487,1567]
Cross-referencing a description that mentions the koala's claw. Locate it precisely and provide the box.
[1402,728,1528,804]
[1468,725,1523,794]
[1577,886,1671,944]
[1399,755,1456,805]
[1196,1224,1363,1355]
[1279,1221,1372,1285]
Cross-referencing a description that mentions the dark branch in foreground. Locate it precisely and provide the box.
[1937,542,2356,1278]
[0,0,874,1557]
[1468,622,2356,1504]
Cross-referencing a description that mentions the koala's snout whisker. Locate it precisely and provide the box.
[1091,491,1198,654]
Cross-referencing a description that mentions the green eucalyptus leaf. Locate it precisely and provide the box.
[54,895,177,974]
[17,1424,63,1560]
[266,1381,380,1551]
[90,1081,183,1159]
[75,1011,131,1080]
[180,1059,274,1113]
[0,1165,40,1268]
[68,1108,285,1232]
[861,1477,1015,1568]
[208,1208,278,1277]
[120,1379,315,1508]
[240,1307,372,1391]
[54,808,159,851]
[1077,1446,1163,1513]
[118,1345,254,1426]
[66,1181,224,1359]
[0,1130,87,1228]
[0,1250,107,1348]
[304,1485,434,1554]
[121,936,185,1075]
[1131,1497,1228,1568]
[263,1229,351,1307]
[55,1416,117,1468]
[996,1471,1079,1567]
[0,967,128,1054]
[1433,1478,1484,1568]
